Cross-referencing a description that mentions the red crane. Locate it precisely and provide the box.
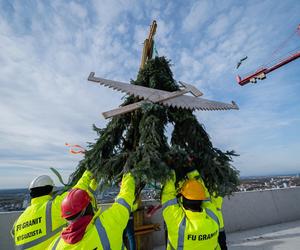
[237,24,300,86]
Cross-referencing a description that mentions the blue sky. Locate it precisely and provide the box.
[0,0,299,189]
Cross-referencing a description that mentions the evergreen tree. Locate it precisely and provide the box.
[69,57,239,197]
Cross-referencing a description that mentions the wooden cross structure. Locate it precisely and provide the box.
[88,20,239,119]
[88,73,238,119]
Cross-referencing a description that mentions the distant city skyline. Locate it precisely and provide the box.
[0,172,299,190]
[1,0,300,188]
[1,174,299,214]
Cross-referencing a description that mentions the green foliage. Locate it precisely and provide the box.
[69,57,239,196]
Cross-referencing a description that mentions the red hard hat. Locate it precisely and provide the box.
[61,189,91,219]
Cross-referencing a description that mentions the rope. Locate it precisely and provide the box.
[65,142,86,154]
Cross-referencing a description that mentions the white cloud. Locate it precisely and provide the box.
[182,0,214,32]
[0,1,141,188]
[69,2,88,19]
[133,25,147,52]
[207,14,230,38]
[178,50,204,83]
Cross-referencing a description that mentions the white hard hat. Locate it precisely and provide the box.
[29,175,54,189]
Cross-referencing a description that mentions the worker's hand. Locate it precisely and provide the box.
[186,169,201,180]
[121,172,136,187]
[169,169,176,183]
[89,178,98,191]
[182,166,196,176]
[132,199,139,212]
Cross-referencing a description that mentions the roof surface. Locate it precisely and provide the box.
[228,220,300,250]
[154,220,300,250]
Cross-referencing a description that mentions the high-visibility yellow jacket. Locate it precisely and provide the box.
[48,173,135,250]
[209,196,224,233]
[12,170,96,250]
[187,170,225,231]
[162,172,220,250]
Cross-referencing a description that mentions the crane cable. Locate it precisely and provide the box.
[265,24,300,67]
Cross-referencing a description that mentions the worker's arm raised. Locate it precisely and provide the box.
[161,171,184,227]
[74,170,98,208]
[73,170,96,191]
[53,170,97,209]
[161,170,177,205]
[100,173,135,229]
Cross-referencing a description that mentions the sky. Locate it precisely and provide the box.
[0,0,299,189]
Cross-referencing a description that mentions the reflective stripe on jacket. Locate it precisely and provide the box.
[187,170,225,230]
[48,173,135,250]
[209,196,225,232]
[13,170,96,249]
[162,173,219,250]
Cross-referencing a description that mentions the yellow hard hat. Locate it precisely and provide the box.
[180,179,207,200]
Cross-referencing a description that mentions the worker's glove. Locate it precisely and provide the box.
[169,169,176,183]
[89,178,98,192]
[181,166,196,176]
[173,166,195,183]
[134,180,145,203]
[122,172,135,184]
[132,200,139,212]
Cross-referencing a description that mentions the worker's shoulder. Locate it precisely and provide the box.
[14,206,34,222]
[202,200,218,211]
[51,191,68,204]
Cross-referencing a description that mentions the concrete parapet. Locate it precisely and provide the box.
[1,187,300,249]
[0,211,22,250]
[222,187,300,233]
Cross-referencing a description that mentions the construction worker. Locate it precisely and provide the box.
[211,196,227,250]
[48,172,135,249]
[12,169,97,250]
[162,170,220,249]
[185,168,228,250]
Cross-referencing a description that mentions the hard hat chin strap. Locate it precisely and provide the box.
[67,207,87,224]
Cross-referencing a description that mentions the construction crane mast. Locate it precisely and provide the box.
[237,24,300,86]
[140,20,157,70]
